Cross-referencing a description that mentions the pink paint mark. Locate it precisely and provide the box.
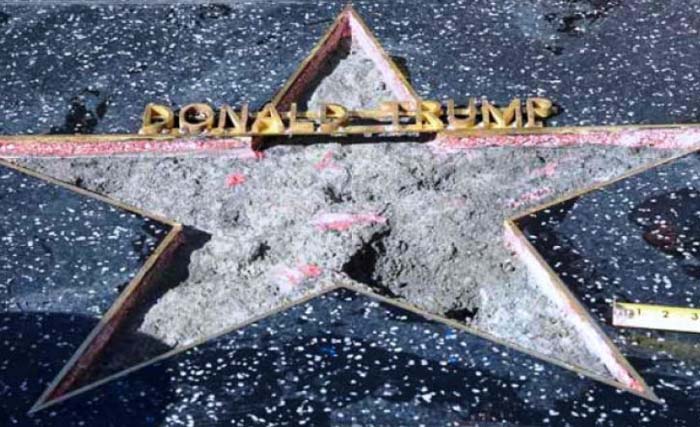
[231,147,266,161]
[428,135,481,153]
[314,151,342,171]
[311,212,387,232]
[0,137,250,158]
[226,173,246,188]
[448,196,468,209]
[428,127,700,153]
[298,263,322,278]
[530,161,558,178]
[509,187,553,209]
[272,263,324,295]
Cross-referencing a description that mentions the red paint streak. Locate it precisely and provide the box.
[311,212,387,231]
[509,187,553,209]
[226,173,246,188]
[0,137,249,158]
[429,127,700,153]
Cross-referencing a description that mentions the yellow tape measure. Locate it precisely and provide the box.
[612,302,700,334]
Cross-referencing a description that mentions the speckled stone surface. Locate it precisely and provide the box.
[0,162,172,424]
[1,0,700,135]
[27,287,695,426]
[514,151,700,420]
[3,1,700,425]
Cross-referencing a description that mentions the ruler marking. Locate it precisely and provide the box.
[612,302,700,334]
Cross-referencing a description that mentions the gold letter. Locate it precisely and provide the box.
[251,103,285,135]
[379,102,401,128]
[526,97,554,127]
[481,99,522,129]
[213,104,248,136]
[415,100,444,132]
[447,98,477,130]
[179,103,215,134]
[139,103,174,135]
[318,104,348,133]
[287,103,315,134]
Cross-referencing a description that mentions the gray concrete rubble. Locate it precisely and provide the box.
[18,145,682,383]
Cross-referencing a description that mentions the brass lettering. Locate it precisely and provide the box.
[140,103,174,135]
[287,103,315,134]
[416,100,444,132]
[213,104,249,135]
[379,102,401,128]
[179,103,215,134]
[251,103,285,134]
[138,97,555,137]
[481,99,522,129]
[447,98,477,130]
[318,103,348,133]
[526,97,554,128]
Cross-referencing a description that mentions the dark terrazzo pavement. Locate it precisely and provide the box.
[515,151,700,424]
[27,287,699,427]
[0,162,173,424]
[1,0,700,135]
[3,1,700,425]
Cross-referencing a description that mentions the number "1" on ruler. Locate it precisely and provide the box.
[612,302,700,334]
